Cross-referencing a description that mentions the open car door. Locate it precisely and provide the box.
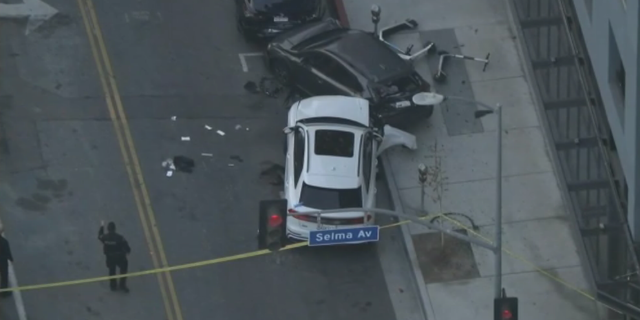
[376,125,417,156]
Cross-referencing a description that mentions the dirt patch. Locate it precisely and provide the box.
[412,230,480,283]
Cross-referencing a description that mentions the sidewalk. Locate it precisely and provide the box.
[340,0,603,319]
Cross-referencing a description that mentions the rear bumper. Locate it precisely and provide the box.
[285,217,374,244]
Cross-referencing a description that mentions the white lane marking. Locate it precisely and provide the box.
[238,52,264,72]
[129,10,150,21]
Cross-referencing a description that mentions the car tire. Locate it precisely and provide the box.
[270,59,291,85]
[421,105,434,119]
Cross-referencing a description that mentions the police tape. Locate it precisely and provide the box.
[435,213,599,302]
[0,211,601,309]
[0,214,431,293]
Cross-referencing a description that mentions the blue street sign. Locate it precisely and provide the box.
[308,226,380,246]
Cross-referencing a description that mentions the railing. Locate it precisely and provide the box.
[509,0,640,318]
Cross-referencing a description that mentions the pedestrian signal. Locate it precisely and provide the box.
[494,296,518,320]
[258,199,287,252]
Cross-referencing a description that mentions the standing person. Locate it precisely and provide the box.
[0,226,13,297]
[98,221,131,293]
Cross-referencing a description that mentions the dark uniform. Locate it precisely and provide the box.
[0,234,13,297]
[98,222,131,292]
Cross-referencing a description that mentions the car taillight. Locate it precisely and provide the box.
[289,209,316,222]
[348,217,364,224]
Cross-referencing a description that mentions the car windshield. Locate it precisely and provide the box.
[300,183,362,210]
[251,0,316,13]
[314,130,355,157]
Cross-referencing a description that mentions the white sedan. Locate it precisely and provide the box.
[283,95,417,241]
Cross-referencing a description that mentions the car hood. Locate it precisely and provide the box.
[251,0,319,16]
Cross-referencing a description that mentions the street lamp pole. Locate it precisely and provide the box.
[413,92,503,298]
[494,105,503,298]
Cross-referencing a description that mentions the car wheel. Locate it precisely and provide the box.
[421,105,434,119]
[270,59,291,85]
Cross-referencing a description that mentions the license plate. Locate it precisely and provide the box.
[317,224,337,230]
[394,101,412,108]
[274,16,288,22]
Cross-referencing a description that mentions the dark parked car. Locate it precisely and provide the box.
[235,0,324,40]
[265,19,434,124]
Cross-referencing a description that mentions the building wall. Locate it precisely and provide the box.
[571,0,640,236]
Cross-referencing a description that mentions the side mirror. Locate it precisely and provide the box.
[283,126,295,134]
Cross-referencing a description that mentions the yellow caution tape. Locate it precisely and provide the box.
[0,211,620,316]
[0,214,427,293]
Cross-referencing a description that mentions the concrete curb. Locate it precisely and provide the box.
[328,1,433,318]
[381,154,434,320]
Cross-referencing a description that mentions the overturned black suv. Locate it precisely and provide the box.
[235,0,325,40]
[265,19,435,124]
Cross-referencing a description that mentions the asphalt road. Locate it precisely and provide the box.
[0,0,400,319]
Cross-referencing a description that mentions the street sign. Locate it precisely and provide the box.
[308,226,379,246]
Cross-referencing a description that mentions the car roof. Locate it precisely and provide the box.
[320,30,413,82]
[293,96,370,127]
[302,125,362,189]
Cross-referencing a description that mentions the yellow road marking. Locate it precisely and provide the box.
[76,0,182,319]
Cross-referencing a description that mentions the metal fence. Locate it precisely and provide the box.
[509,0,640,318]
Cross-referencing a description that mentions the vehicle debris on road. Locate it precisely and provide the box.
[243,77,285,98]
[162,156,195,175]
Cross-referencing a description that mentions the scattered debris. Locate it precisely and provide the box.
[216,130,225,136]
[163,156,195,175]
[244,81,260,94]
[162,158,176,177]
[235,124,242,130]
[162,158,176,170]
[181,136,191,141]
[230,155,244,163]
[260,77,283,98]
[201,153,213,157]
[173,156,195,173]
[171,116,177,121]
[243,77,285,98]
[205,125,212,130]
[260,161,285,186]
